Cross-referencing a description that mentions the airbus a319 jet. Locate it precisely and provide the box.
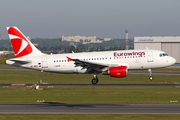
[6,27,176,84]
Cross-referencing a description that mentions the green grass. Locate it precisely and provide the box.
[0,58,7,64]
[0,69,180,105]
[0,114,180,120]
[0,70,180,84]
[0,64,17,67]
[0,87,179,104]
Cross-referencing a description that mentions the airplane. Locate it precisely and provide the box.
[6,27,176,85]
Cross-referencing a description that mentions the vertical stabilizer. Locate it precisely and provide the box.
[7,27,44,58]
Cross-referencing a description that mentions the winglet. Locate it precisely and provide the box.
[66,56,72,62]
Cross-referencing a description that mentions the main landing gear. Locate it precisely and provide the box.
[148,69,154,81]
[91,75,99,85]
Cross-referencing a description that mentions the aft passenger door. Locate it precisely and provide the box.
[42,57,48,68]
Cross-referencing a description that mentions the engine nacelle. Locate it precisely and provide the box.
[102,66,127,78]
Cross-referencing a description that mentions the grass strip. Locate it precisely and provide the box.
[0,114,180,120]
[0,70,180,84]
[0,87,179,104]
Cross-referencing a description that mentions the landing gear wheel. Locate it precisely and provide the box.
[91,78,99,85]
[149,76,153,81]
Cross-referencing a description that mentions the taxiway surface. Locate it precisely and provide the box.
[0,104,180,114]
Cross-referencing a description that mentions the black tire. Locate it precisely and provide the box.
[96,78,99,83]
[91,78,98,85]
[149,76,153,81]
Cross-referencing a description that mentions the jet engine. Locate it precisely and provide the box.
[102,66,127,77]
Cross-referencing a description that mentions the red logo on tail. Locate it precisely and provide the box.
[8,27,32,58]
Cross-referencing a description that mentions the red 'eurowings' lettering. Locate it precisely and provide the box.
[114,51,145,57]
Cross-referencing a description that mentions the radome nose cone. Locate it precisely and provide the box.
[171,58,176,65]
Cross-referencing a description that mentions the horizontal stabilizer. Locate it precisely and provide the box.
[6,58,31,65]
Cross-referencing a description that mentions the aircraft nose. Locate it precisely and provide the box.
[171,57,176,65]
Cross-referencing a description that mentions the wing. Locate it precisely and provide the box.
[66,56,122,74]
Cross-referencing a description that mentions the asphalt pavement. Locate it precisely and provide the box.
[0,104,179,114]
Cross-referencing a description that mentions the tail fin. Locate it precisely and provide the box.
[7,27,44,58]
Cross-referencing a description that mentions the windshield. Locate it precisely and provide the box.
[159,53,168,57]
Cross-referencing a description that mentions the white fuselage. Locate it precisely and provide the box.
[6,49,176,74]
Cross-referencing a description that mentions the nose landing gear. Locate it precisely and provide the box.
[148,69,154,81]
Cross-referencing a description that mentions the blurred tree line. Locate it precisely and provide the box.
[0,38,134,54]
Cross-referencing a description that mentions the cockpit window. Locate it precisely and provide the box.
[159,53,168,57]
[163,53,168,56]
